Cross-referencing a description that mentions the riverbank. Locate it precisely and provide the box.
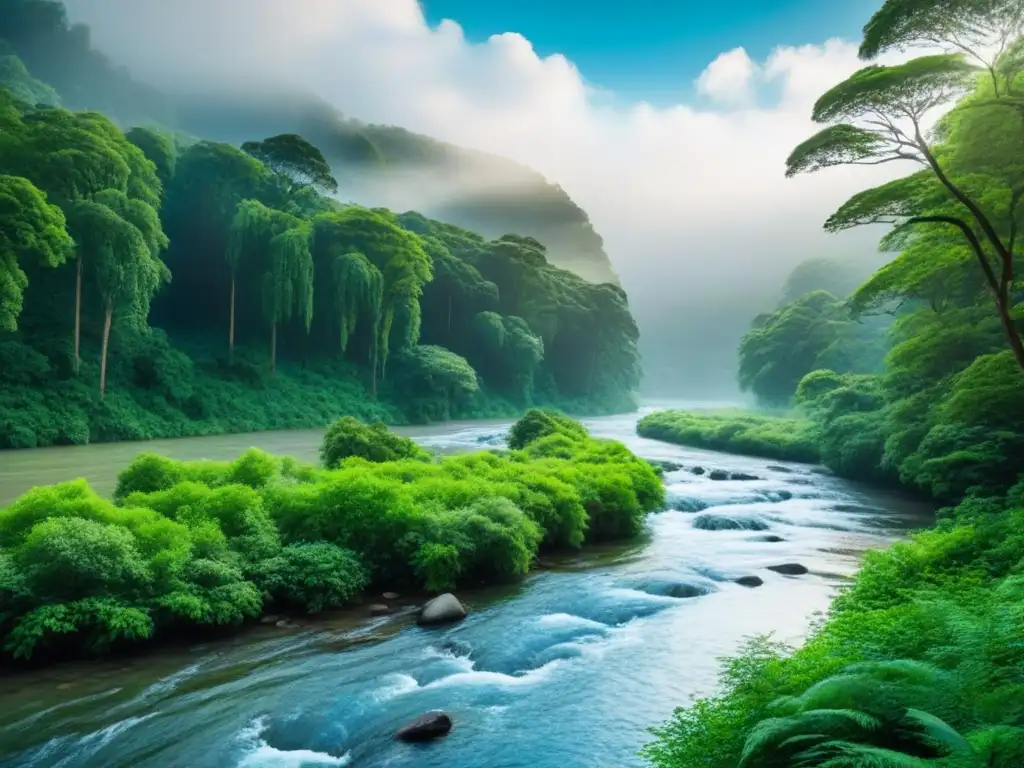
[636,409,819,463]
[0,412,929,768]
[0,412,664,666]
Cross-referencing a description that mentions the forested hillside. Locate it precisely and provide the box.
[0,0,619,286]
[0,0,640,449]
[645,1,1024,766]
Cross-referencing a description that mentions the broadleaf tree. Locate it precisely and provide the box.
[786,34,1024,372]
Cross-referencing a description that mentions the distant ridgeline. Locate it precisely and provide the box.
[0,0,640,449]
[0,1,618,287]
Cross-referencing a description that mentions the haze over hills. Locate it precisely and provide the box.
[171,91,620,286]
[5,0,898,397]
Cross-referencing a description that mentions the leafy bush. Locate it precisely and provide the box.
[254,543,368,613]
[319,416,429,467]
[507,408,589,450]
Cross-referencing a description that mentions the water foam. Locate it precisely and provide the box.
[235,717,350,768]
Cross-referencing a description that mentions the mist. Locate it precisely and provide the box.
[61,0,903,398]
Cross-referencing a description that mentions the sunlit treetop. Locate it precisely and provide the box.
[860,0,1024,63]
[811,55,978,124]
[241,133,338,196]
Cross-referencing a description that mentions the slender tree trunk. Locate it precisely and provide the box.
[228,276,236,365]
[99,304,112,398]
[73,259,82,373]
[371,348,378,397]
[269,322,277,376]
[996,295,1024,373]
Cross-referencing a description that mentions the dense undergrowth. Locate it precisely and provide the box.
[636,411,819,464]
[0,411,663,665]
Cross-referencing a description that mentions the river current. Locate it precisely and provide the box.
[0,407,931,767]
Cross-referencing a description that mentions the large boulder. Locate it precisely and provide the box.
[730,472,760,481]
[708,469,730,480]
[417,593,467,627]
[735,576,764,588]
[394,711,453,742]
[767,563,809,576]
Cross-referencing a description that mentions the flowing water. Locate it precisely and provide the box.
[0,406,931,768]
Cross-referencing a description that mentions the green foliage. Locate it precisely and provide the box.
[0,174,72,330]
[739,291,885,406]
[647,5,1024,767]
[637,410,820,464]
[0,80,640,445]
[507,408,589,450]
[0,50,58,106]
[644,494,1024,768]
[0,413,661,662]
[254,543,368,614]
[319,416,429,467]
[241,133,338,195]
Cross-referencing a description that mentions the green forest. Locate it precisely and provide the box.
[643,1,1024,766]
[0,0,640,450]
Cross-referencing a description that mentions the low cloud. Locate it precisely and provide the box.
[64,0,908,395]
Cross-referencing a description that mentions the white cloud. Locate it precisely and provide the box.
[696,47,759,106]
[63,0,914,393]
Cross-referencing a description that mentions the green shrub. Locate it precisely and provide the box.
[254,543,368,613]
[507,408,589,450]
[637,410,820,463]
[319,416,430,467]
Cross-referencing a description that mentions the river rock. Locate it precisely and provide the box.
[626,578,713,599]
[708,469,730,481]
[729,472,760,481]
[260,614,283,625]
[417,593,467,626]
[693,514,770,531]
[368,604,391,616]
[766,465,794,473]
[767,563,809,576]
[437,639,473,658]
[647,459,683,473]
[690,466,706,476]
[750,534,786,543]
[394,711,453,742]
[382,592,400,600]
[735,576,764,588]
[275,619,299,629]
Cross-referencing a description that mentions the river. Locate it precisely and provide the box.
[0,406,931,768]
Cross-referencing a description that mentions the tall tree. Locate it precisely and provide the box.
[224,199,298,364]
[241,134,338,196]
[786,50,1024,372]
[0,174,73,331]
[262,224,314,375]
[66,198,168,396]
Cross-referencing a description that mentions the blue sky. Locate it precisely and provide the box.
[422,0,879,103]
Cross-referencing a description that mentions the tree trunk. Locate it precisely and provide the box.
[99,304,112,398]
[371,348,378,398]
[73,259,82,373]
[996,296,1024,373]
[447,293,452,339]
[228,276,236,365]
[269,322,277,376]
